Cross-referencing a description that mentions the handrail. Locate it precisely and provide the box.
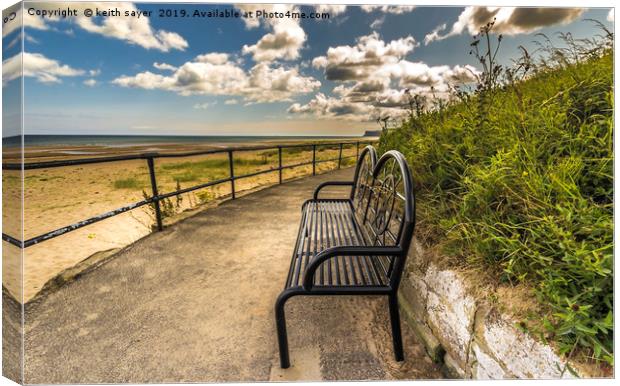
[2,140,377,249]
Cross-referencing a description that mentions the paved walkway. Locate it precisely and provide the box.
[21,169,442,383]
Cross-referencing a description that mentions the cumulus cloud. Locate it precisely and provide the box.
[292,33,479,121]
[360,5,416,14]
[424,7,585,45]
[153,62,178,71]
[287,90,412,122]
[3,52,85,85]
[288,93,373,120]
[4,2,188,51]
[112,52,320,103]
[235,3,268,29]
[312,32,418,82]
[195,53,230,65]
[607,9,614,22]
[83,79,98,87]
[314,5,347,16]
[238,4,307,62]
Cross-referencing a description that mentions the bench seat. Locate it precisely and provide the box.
[275,146,416,369]
[285,199,393,289]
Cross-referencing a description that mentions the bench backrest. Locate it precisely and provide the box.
[351,146,377,214]
[350,146,416,287]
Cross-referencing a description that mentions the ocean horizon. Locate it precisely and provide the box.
[2,134,375,148]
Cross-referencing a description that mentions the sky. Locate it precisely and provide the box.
[1,2,614,137]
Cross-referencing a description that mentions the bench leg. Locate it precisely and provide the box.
[388,294,404,362]
[275,293,291,368]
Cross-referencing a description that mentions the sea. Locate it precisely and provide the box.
[2,135,368,148]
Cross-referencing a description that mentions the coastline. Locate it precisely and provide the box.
[2,135,376,162]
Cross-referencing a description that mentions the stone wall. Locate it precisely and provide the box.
[398,239,580,379]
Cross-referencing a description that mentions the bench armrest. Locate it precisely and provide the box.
[313,181,354,200]
[302,246,403,290]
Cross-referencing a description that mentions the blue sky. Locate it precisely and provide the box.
[1,3,613,137]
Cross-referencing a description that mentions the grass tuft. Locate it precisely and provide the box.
[113,178,141,189]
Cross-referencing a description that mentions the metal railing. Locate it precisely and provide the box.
[2,140,376,249]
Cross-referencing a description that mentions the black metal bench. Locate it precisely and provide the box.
[275,146,416,368]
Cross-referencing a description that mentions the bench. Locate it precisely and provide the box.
[275,146,416,368]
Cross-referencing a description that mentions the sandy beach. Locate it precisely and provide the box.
[3,138,369,302]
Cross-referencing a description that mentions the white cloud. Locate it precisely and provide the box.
[3,52,85,86]
[607,9,614,22]
[6,2,188,51]
[193,101,217,109]
[292,33,479,122]
[225,99,239,105]
[312,32,418,82]
[287,68,472,122]
[6,32,39,49]
[2,5,48,38]
[195,53,230,65]
[112,53,320,103]
[370,16,386,30]
[235,4,306,62]
[287,92,405,122]
[83,79,97,87]
[424,7,585,45]
[74,3,188,51]
[314,5,347,16]
[113,71,176,90]
[234,3,267,29]
[423,23,447,45]
[89,69,101,76]
[153,62,178,71]
[360,5,416,14]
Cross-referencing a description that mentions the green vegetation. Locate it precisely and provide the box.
[113,177,141,189]
[379,22,613,365]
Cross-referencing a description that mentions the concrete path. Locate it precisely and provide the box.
[22,169,442,383]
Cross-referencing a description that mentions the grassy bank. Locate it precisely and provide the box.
[379,27,613,366]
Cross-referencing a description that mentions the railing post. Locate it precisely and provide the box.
[228,150,235,199]
[356,141,360,160]
[312,144,316,176]
[146,155,163,231]
[337,143,343,169]
[278,146,283,184]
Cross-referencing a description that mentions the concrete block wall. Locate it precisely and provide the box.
[398,239,580,379]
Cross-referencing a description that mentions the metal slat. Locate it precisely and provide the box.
[318,201,327,286]
[323,202,335,285]
[331,201,356,285]
[332,201,359,285]
[310,199,320,286]
[328,204,341,286]
[286,206,310,288]
[293,202,315,287]
[342,203,382,286]
[334,201,354,285]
